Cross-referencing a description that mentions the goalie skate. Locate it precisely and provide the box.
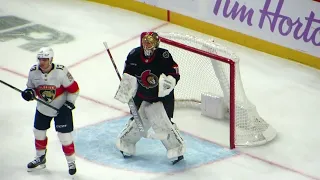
[120,151,132,158]
[172,155,184,165]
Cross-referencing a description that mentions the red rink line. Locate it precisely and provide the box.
[0,22,169,114]
[0,66,28,78]
[79,94,127,113]
[242,153,320,180]
[67,22,169,69]
[1,24,319,180]
[0,65,127,113]
[1,68,319,180]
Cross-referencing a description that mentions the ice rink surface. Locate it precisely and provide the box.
[0,0,320,179]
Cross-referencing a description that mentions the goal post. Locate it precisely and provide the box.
[158,32,277,149]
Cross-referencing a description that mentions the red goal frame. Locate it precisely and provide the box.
[159,36,236,149]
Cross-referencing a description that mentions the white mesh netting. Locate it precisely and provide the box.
[158,32,276,147]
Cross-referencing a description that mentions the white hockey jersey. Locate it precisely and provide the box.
[26,63,79,117]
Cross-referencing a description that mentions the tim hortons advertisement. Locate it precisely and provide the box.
[136,0,320,58]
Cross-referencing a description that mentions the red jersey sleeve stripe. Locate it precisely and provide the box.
[65,81,79,94]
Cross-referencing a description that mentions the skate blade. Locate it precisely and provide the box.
[62,175,77,180]
[27,164,46,172]
[172,156,184,165]
[120,151,132,158]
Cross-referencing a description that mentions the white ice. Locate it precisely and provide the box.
[0,0,319,180]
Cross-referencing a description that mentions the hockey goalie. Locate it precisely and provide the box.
[114,32,185,165]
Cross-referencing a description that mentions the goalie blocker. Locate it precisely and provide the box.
[114,32,185,164]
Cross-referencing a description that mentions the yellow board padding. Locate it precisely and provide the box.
[170,12,320,69]
[87,0,167,21]
[87,0,320,69]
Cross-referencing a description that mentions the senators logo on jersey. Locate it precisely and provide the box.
[37,85,56,103]
[137,70,158,89]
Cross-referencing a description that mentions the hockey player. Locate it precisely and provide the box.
[114,32,185,165]
[21,47,79,176]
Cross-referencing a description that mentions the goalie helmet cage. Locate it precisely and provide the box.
[158,32,277,149]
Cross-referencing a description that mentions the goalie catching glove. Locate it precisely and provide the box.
[158,73,176,97]
[114,73,138,103]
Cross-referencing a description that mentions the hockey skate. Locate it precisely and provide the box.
[68,161,77,176]
[120,151,132,158]
[27,150,47,172]
[172,155,184,165]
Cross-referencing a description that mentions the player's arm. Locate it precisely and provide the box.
[21,65,37,101]
[167,62,180,84]
[61,66,79,109]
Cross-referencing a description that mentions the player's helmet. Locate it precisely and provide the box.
[141,32,160,57]
[37,47,54,64]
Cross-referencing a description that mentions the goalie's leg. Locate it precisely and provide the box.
[116,100,151,157]
[116,117,144,157]
[144,101,185,164]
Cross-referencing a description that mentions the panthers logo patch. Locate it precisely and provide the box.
[137,70,158,89]
[37,85,56,103]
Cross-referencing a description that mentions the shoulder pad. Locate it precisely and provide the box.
[129,48,136,55]
[128,47,140,57]
[157,48,171,59]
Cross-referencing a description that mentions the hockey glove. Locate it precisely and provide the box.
[21,88,35,101]
[56,101,75,125]
[158,74,176,97]
[60,101,75,111]
[114,73,138,103]
[58,101,75,116]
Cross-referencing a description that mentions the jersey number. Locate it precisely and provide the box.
[30,65,37,72]
[56,65,65,70]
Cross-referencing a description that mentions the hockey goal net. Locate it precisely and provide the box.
[158,32,277,149]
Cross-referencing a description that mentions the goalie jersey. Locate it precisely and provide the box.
[26,63,79,117]
[124,47,180,100]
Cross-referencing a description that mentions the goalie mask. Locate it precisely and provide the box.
[141,32,160,57]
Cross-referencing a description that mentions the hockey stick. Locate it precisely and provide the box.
[0,80,59,112]
[103,42,167,140]
[102,42,146,134]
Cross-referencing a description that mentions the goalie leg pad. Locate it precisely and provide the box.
[164,123,186,160]
[138,101,152,130]
[116,116,148,156]
[116,101,153,155]
[144,102,186,159]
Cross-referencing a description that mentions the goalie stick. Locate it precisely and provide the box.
[0,80,59,112]
[103,42,167,140]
